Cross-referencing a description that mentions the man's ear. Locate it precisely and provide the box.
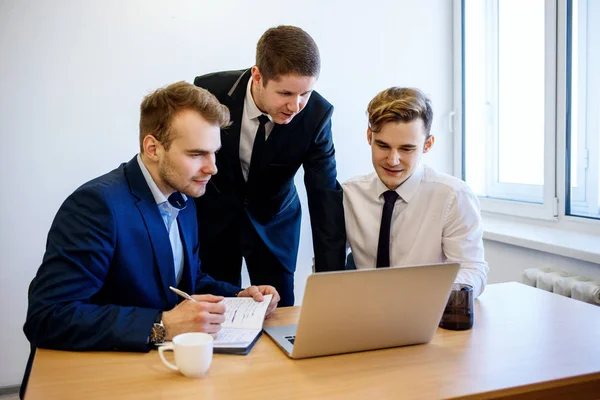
[251,66,263,87]
[367,128,373,145]
[142,134,161,161]
[423,135,435,153]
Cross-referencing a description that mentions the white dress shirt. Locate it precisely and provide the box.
[342,164,488,297]
[239,78,274,181]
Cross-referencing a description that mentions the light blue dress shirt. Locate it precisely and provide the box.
[137,155,186,285]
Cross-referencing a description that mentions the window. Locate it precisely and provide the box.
[567,0,600,219]
[456,0,600,224]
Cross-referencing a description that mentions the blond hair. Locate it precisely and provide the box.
[367,87,433,136]
[139,81,230,151]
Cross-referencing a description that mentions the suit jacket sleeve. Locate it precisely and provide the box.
[303,108,347,272]
[194,272,241,297]
[23,187,159,352]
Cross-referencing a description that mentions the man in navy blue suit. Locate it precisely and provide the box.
[194,26,347,306]
[24,82,280,352]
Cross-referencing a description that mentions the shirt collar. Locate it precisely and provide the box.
[375,164,424,203]
[136,154,187,207]
[245,78,273,122]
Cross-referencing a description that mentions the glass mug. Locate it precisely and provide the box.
[439,283,474,330]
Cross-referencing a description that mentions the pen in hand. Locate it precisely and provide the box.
[169,286,198,302]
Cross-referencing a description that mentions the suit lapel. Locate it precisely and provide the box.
[222,69,252,188]
[124,157,177,304]
[247,114,303,186]
[266,119,300,163]
[177,207,196,294]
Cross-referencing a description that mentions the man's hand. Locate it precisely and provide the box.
[237,285,280,317]
[161,294,226,340]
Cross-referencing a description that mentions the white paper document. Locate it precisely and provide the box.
[213,294,273,349]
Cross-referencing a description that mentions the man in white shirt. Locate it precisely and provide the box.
[343,87,488,297]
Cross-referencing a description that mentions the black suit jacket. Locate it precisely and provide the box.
[194,69,346,272]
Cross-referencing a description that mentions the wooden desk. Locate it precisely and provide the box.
[26,282,600,399]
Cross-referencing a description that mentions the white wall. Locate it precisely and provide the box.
[0,0,454,387]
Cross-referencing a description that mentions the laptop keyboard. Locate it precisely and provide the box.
[285,335,295,345]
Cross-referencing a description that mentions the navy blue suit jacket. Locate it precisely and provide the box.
[194,69,346,272]
[24,156,239,351]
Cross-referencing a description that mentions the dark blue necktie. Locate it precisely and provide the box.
[167,192,186,210]
[376,190,399,268]
[248,115,270,180]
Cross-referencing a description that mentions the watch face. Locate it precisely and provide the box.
[151,323,167,344]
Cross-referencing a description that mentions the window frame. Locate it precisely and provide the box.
[567,0,588,209]
[454,0,600,233]
[566,0,600,219]
[486,0,546,204]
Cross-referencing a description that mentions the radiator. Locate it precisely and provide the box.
[522,268,600,306]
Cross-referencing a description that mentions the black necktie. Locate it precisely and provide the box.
[376,190,399,268]
[248,115,270,180]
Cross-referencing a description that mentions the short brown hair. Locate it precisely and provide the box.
[256,25,320,84]
[367,87,433,137]
[139,81,230,151]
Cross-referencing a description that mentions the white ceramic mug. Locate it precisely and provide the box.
[158,332,213,378]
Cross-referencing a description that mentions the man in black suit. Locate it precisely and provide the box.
[194,25,346,306]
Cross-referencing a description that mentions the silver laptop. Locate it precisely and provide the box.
[264,263,459,359]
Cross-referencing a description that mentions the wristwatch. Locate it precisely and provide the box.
[149,311,167,345]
